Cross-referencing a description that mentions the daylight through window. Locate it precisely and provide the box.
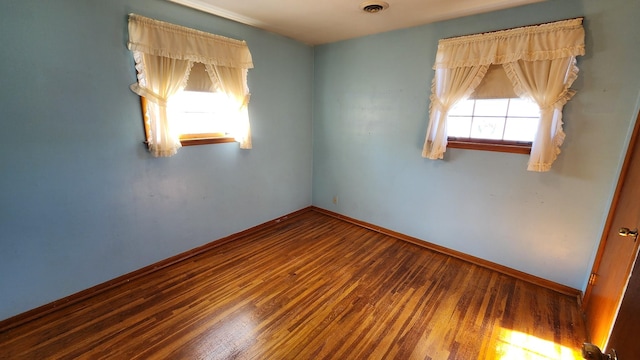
[168,91,236,140]
[447,98,540,143]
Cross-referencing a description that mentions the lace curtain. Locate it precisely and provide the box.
[205,64,252,149]
[422,18,585,171]
[127,14,254,157]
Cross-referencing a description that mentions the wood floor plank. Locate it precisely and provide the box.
[0,210,586,359]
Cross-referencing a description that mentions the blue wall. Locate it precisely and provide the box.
[2,0,639,323]
[312,0,640,290]
[0,0,313,321]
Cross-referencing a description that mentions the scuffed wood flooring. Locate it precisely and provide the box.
[0,210,586,359]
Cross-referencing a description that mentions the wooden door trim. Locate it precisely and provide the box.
[582,110,640,310]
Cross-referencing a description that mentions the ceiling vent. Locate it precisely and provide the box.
[360,1,389,13]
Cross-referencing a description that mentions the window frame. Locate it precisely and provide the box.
[447,138,532,154]
[445,97,538,155]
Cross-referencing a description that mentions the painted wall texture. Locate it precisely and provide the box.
[313,0,640,290]
[0,0,313,321]
[1,0,639,322]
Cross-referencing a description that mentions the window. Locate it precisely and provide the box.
[128,14,254,157]
[169,91,237,144]
[421,18,585,171]
[138,62,241,147]
[447,98,540,154]
[140,92,238,147]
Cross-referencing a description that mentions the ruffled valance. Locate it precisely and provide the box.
[127,13,253,69]
[434,18,585,69]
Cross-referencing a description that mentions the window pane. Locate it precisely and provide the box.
[507,98,539,117]
[446,97,539,144]
[168,91,234,137]
[174,113,229,135]
[447,116,472,138]
[473,99,509,117]
[170,91,216,112]
[470,117,506,140]
[449,99,475,116]
[503,117,539,142]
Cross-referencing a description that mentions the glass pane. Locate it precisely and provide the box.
[503,117,539,142]
[170,91,214,112]
[174,113,229,135]
[470,117,506,140]
[447,116,472,138]
[473,99,509,117]
[445,98,539,142]
[507,98,540,117]
[168,91,234,136]
[448,99,475,116]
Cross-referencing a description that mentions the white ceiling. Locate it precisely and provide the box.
[168,0,545,45]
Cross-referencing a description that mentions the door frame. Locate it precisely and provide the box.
[582,110,640,309]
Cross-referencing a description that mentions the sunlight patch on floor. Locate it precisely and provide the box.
[495,328,582,360]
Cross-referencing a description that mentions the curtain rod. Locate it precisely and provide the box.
[442,17,584,40]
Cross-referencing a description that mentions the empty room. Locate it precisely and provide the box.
[1,0,639,358]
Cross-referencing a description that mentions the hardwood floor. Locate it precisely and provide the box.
[0,210,586,359]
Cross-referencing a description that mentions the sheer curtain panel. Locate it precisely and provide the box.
[422,65,489,159]
[127,14,254,156]
[205,64,252,149]
[422,18,585,171]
